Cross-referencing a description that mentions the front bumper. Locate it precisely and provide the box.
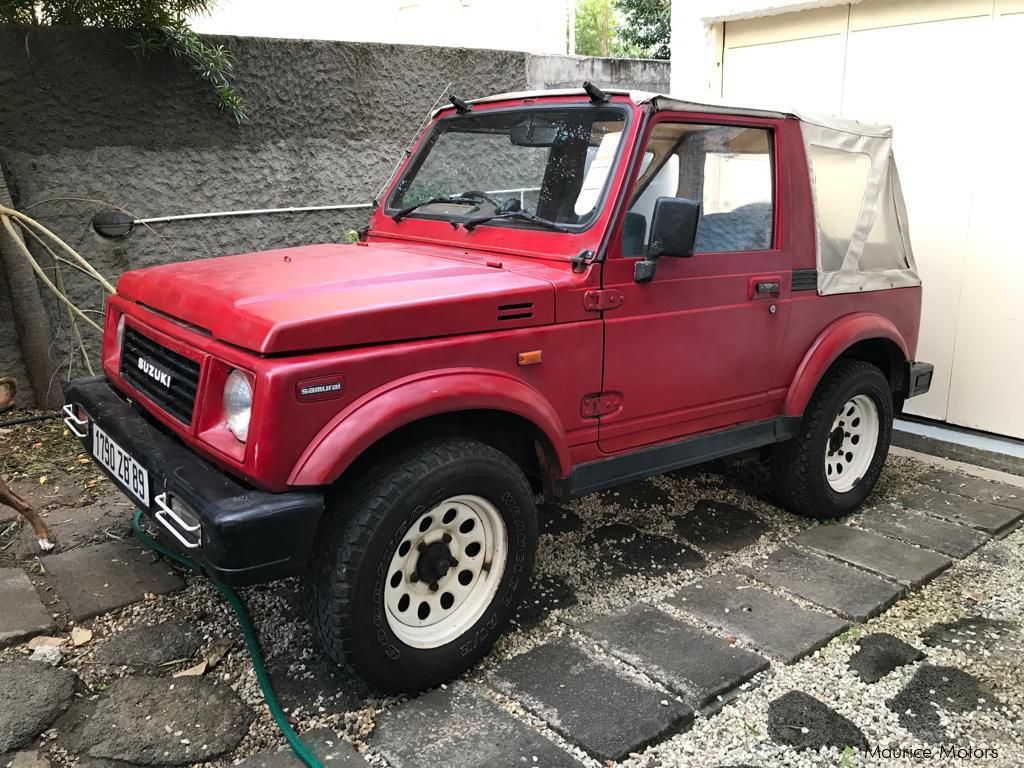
[63,376,324,586]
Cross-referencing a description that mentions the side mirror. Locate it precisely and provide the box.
[633,197,702,283]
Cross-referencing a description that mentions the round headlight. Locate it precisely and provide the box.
[116,315,126,350]
[224,369,254,443]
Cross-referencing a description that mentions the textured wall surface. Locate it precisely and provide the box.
[528,54,670,92]
[0,26,668,406]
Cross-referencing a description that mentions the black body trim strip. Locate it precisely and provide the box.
[567,416,801,497]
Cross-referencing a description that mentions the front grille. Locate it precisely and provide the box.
[121,326,200,425]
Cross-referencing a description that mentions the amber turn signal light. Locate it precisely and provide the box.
[517,350,542,366]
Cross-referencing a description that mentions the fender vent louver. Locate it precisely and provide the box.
[497,302,534,321]
[792,269,818,292]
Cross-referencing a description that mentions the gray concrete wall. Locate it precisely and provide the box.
[0,26,669,407]
[527,54,671,92]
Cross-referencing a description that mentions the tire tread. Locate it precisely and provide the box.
[771,359,892,519]
[303,438,533,682]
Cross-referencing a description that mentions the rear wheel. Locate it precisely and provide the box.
[303,438,536,692]
[772,359,893,519]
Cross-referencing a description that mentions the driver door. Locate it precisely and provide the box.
[598,115,793,454]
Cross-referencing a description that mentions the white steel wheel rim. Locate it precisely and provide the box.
[383,494,507,649]
[825,393,880,493]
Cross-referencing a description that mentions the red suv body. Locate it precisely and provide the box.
[66,88,931,689]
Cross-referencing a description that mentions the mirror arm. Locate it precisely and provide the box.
[634,255,659,283]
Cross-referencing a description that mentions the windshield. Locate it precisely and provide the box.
[388,106,628,230]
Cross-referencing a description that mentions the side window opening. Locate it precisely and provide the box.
[622,123,774,256]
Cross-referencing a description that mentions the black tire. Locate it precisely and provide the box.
[302,437,537,692]
[771,359,893,519]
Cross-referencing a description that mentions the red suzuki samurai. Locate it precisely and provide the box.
[65,85,932,692]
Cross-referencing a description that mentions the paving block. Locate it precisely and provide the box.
[371,683,580,768]
[848,633,924,683]
[489,640,692,763]
[900,486,1023,535]
[673,500,768,555]
[236,728,369,767]
[511,574,578,630]
[42,540,183,621]
[856,504,990,558]
[579,603,768,706]
[916,469,1024,512]
[0,568,54,646]
[793,525,952,587]
[584,523,705,578]
[667,575,849,664]
[739,546,904,622]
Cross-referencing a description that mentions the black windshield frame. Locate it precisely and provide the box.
[384,103,633,234]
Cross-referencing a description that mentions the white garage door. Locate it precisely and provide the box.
[722,0,1024,439]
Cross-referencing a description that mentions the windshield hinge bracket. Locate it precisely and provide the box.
[571,250,596,273]
[583,288,625,312]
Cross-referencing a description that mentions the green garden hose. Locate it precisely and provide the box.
[131,509,324,768]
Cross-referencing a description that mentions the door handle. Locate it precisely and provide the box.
[748,276,782,299]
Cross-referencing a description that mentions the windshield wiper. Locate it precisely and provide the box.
[391,193,492,222]
[461,210,569,233]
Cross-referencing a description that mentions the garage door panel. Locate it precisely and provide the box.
[722,35,845,114]
[725,5,847,48]
[851,0,992,31]
[842,16,989,422]
[946,11,1024,438]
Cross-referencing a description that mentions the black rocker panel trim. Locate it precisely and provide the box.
[567,416,801,497]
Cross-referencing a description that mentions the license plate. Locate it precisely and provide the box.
[92,424,150,507]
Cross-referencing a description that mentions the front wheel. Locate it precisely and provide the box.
[302,438,537,692]
[771,359,894,519]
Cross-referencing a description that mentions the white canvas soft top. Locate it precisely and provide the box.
[453,88,919,295]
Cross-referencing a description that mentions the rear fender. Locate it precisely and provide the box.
[783,313,910,417]
[288,368,570,486]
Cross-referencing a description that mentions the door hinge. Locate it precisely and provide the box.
[581,392,622,418]
[583,289,625,312]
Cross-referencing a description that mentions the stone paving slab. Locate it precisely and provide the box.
[672,500,768,555]
[899,486,1024,535]
[489,640,692,763]
[0,568,54,646]
[584,523,705,578]
[916,469,1024,512]
[237,728,369,767]
[667,575,849,664]
[793,525,952,587]
[740,546,904,622]
[42,540,183,621]
[78,676,253,765]
[856,504,990,558]
[578,603,768,706]
[371,683,580,768]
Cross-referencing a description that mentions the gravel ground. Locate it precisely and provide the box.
[625,526,1024,768]
[2,420,1021,767]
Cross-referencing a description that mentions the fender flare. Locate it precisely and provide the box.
[288,368,571,486]
[783,312,910,417]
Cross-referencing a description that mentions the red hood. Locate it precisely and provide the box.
[117,242,555,354]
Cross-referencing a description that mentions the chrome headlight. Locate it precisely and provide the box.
[223,369,254,443]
